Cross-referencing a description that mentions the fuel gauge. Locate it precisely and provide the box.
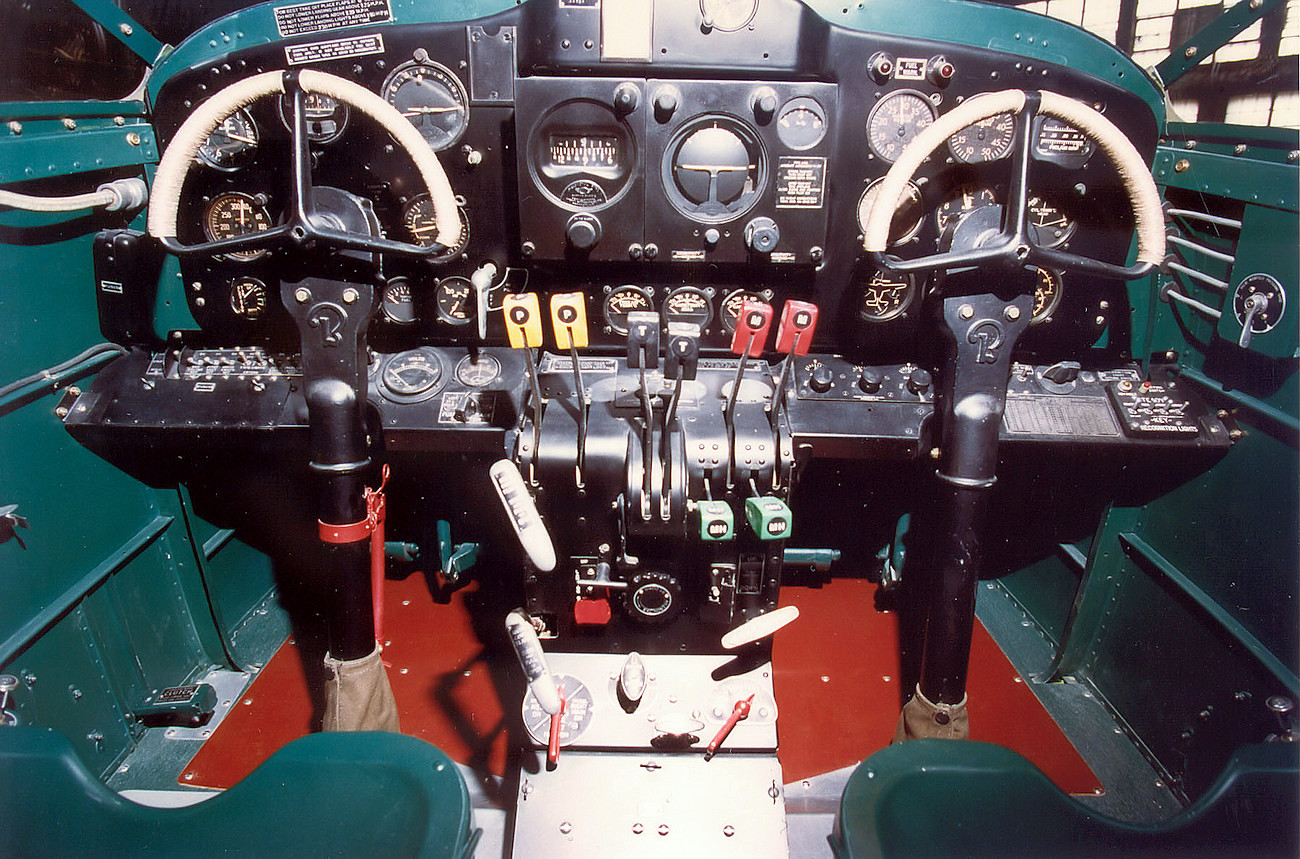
[381,279,416,325]
[229,277,268,320]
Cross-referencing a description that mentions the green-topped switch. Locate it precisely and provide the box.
[745,497,792,540]
[698,500,735,541]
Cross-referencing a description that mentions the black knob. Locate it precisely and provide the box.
[654,87,679,122]
[907,368,932,395]
[1041,361,1081,385]
[752,87,778,122]
[613,82,640,116]
[810,365,835,393]
[745,217,780,254]
[858,368,882,394]
[566,214,602,251]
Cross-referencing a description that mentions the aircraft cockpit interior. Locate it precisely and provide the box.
[1,0,1297,855]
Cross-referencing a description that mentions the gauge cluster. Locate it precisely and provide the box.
[148,0,1156,362]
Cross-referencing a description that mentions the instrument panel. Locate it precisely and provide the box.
[150,0,1156,361]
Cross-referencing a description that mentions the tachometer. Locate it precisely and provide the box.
[603,285,653,335]
[1027,196,1075,248]
[197,109,258,171]
[948,112,1014,164]
[1032,268,1063,323]
[857,178,924,246]
[383,59,469,152]
[866,90,936,163]
[203,192,272,261]
[859,270,917,322]
[435,276,474,326]
[663,286,713,330]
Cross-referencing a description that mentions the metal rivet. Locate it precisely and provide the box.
[295,288,311,303]
[958,304,974,319]
[195,297,206,307]
[119,23,133,36]
[342,287,359,304]
[126,132,141,146]
[1174,159,1190,173]
[7,121,21,134]
[1184,46,1198,58]
[62,118,77,130]
[1005,306,1021,321]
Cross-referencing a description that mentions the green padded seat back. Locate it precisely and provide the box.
[832,739,1298,858]
[0,727,479,858]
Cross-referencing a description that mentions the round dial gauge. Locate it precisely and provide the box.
[1027,196,1075,248]
[857,178,924,246]
[720,289,767,334]
[860,270,917,322]
[380,348,445,403]
[198,109,258,171]
[1032,268,1063,323]
[384,61,469,152]
[700,0,759,32]
[455,353,501,387]
[229,277,268,320]
[866,90,936,163]
[663,286,713,330]
[403,194,469,257]
[665,118,765,223]
[776,97,828,150]
[948,112,1014,164]
[435,276,474,326]
[204,192,273,260]
[523,674,594,746]
[603,285,653,335]
[381,279,416,325]
[279,92,348,143]
[936,185,997,234]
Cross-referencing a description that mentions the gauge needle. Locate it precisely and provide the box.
[410,224,439,234]
[226,132,256,144]
[403,106,459,115]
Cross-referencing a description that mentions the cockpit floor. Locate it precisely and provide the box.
[182,574,1099,796]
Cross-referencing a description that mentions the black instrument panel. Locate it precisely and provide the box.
[150,0,1157,361]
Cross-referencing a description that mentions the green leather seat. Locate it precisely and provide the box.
[0,727,479,858]
[832,739,1297,857]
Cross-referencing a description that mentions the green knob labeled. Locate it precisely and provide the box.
[745,497,792,541]
[698,500,735,541]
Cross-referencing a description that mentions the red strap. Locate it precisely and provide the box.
[318,466,389,543]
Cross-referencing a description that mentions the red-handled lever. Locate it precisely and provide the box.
[703,694,754,761]
[547,692,567,768]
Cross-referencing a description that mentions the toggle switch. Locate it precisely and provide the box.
[698,500,735,541]
[550,292,589,349]
[730,299,774,357]
[503,293,543,349]
[627,310,660,369]
[666,322,701,381]
[745,496,792,540]
[775,300,819,356]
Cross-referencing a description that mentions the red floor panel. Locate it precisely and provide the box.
[184,574,1099,796]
